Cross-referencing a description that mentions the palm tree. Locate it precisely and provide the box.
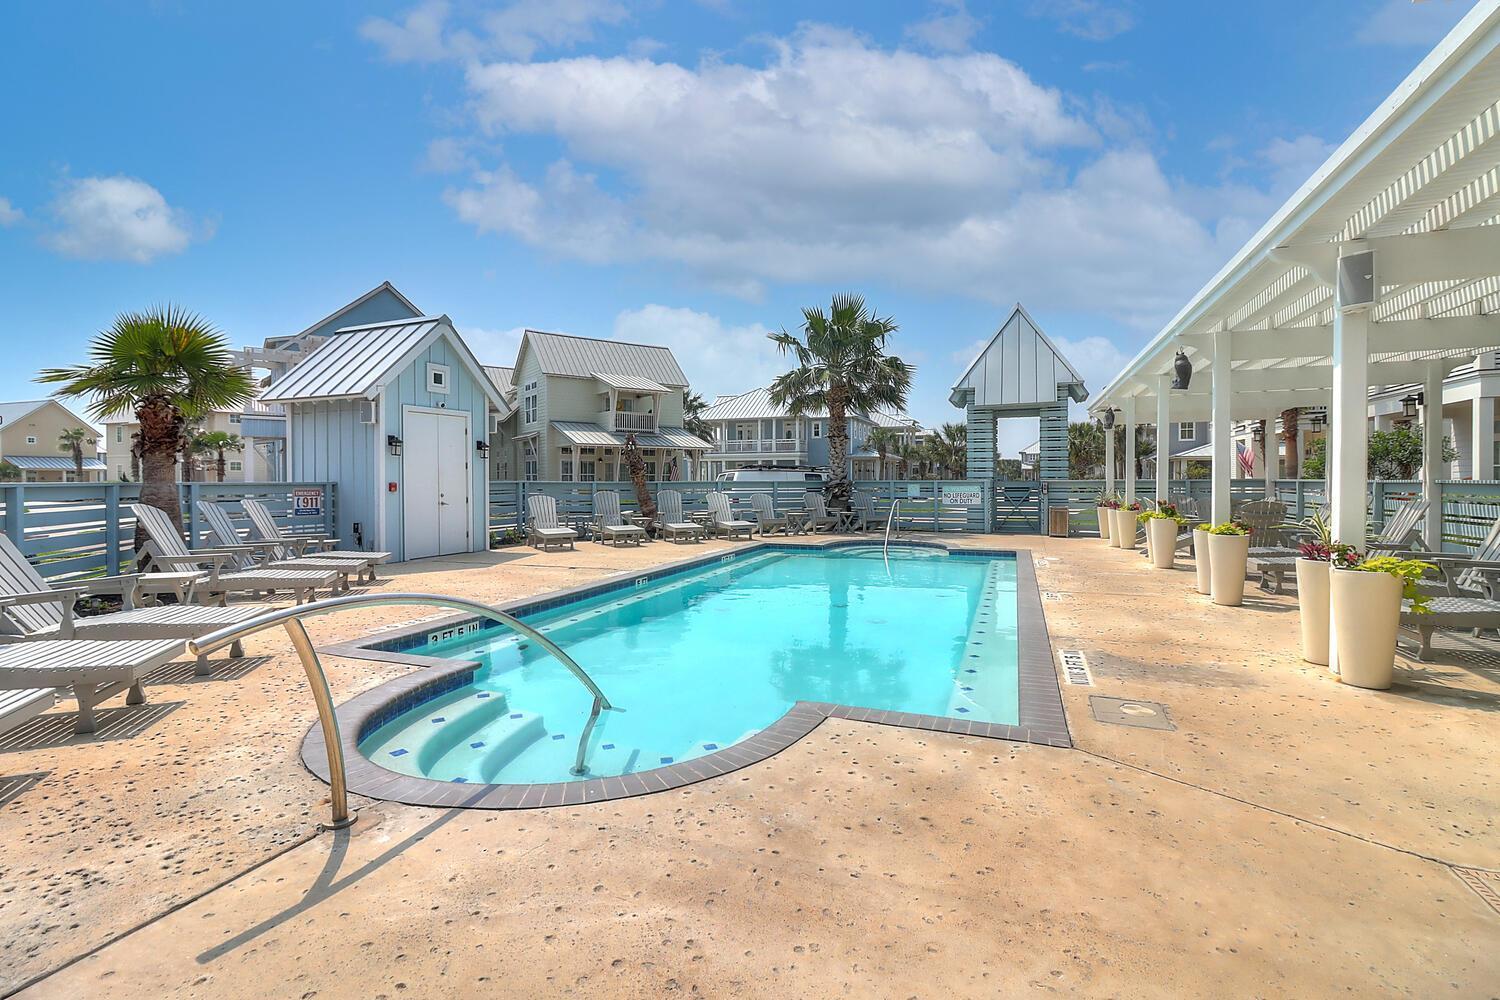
[0,460,20,483]
[1067,421,1104,479]
[622,433,658,529]
[193,431,244,482]
[1279,408,1300,479]
[39,306,255,545]
[681,390,714,443]
[768,294,912,507]
[928,423,967,479]
[57,427,91,480]
[865,426,903,479]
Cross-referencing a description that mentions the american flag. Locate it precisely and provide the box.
[1236,441,1256,476]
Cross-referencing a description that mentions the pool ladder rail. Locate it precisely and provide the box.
[883,498,902,569]
[185,593,613,830]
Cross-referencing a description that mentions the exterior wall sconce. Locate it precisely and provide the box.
[387,434,403,456]
[476,439,490,457]
[1308,412,1326,432]
[1171,349,1193,390]
[1400,392,1423,419]
[1252,423,1265,442]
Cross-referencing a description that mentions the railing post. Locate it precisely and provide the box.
[1294,479,1305,522]
[2,485,22,549]
[325,482,336,539]
[186,482,201,545]
[1370,480,1385,536]
[104,482,122,575]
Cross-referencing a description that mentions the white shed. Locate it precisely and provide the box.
[264,316,512,562]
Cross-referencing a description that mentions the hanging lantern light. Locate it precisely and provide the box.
[1100,408,1116,429]
[1171,349,1193,390]
[1399,393,1421,419]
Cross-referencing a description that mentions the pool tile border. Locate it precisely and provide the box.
[303,540,1071,810]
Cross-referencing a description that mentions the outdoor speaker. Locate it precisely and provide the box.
[1337,250,1376,312]
[359,399,378,424]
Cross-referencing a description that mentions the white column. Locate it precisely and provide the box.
[1265,406,1280,498]
[1471,394,1495,481]
[1104,419,1116,496]
[1423,362,1446,549]
[1123,396,1137,505]
[1330,291,1369,552]
[1211,329,1232,524]
[1155,378,1170,507]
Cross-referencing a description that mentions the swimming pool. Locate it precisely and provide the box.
[356,545,1019,787]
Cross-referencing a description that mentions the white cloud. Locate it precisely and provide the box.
[460,324,527,367]
[0,197,22,227]
[422,136,479,173]
[612,304,781,394]
[1356,0,1476,47]
[44,176,198,263]
[1028,0,1136,41]
[904,1,982,53]
[360,0,453,63]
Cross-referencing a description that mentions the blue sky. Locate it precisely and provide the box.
[0,0,1479,452]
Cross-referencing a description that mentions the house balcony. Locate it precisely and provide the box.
[599,410,658,433]
[713,439,802,454]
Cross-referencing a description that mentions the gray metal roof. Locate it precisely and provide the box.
[264,316,508,411]
[523,331,688,386]
[0,401,52,429]
[700,387,915,427]
[265,281,422,350]
[483,365,516,398]
[5,456,107,471]
[592,372,671,393]
[550,421,711,450]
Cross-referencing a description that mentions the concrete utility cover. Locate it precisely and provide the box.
[1090,696,1175,731]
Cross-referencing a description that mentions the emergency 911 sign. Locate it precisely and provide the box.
[292,488,325,518]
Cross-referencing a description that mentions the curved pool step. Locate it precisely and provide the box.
[414,690,514,773]
[360,687,494,777]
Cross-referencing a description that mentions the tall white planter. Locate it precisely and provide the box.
[1330,568,1402,689]
[1097,507,1112,541]
[1107,509,1124,547]
[1115,509,1138,551]
[1296,558,1330,665]
[1147,518,1177,569]
[1206,532,1250,606]
[1192,528,1213,595]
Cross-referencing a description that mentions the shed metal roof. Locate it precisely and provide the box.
[699,387,917,427]
[483,366,516,398]
[523,331,689,386]
[263,316,508,411]
[550,421,712,450]
[592,372,671,393]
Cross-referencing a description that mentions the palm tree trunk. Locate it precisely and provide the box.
[622,433,658,529]
[71,443,84,479]
[136,398,185,552]
[1280,408,1300,479]
[216,449,227,482]
[826,392,851,508]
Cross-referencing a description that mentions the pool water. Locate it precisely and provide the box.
[358,546,1018,785]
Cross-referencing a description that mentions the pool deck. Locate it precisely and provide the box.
[2,533,1497,997]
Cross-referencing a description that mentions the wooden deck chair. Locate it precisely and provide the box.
[705,492,754,540]
[241,499,389,580]
[655,490,705,543]
[526,495,577,551]
[196,500,355,592]
[0,637,184,734]
[591,491,647,546]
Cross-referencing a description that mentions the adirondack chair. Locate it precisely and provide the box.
[241,499,389,581]
[849,492,885,533]
[196,500,355,592]
[0,532,267,675]
[655,490,705,543]
[526,495,577,550]
[748,493,795,536]
[705,492,754,540]
[0,637,183,734]
[802,492,839,533]
[132,503,340,604]
[1253,499,1430,594]
[591,491,647,546]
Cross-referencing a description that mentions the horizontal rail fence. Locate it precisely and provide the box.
[489,480,991,536]
[0,481,336,582]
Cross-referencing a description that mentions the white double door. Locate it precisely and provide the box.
[402,408,471,559]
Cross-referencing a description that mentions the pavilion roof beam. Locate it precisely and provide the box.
[1227,270,1317,330]
[1180,315,1500,358]
[1272,226,1500,286]
[1130,356,1473,395]
[1411,163,1500,232]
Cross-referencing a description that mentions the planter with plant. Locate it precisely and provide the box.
[1096,494,1119,541]
[1114,501,1143,551]
[1140,503,1188,570]
[1292,510,1342,664]
[1192,524,1213,595]
[1204,522,1252,606]
[1330,550,1434,689]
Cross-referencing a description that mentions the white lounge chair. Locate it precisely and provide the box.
[748,493,796,536]
[0,637,183,734]
[849,492,885,533]
[196,500,357,592]
[591,491,647,546]
[655,490,705,543]
[802,492,840,534]
[0,687,54,735]
[705,492,754,540]
[0,532,268,676]
[526,495,577,551]
[241,498,389,581]
[132,503,341,604]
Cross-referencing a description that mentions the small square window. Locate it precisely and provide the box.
[228,461,243,472]
[426,363,451,394]
[228,413,241,424]
[25,436,36,445]
[1177,423,1195,441]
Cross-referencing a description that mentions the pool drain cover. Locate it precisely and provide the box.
[1089,696,1175,731]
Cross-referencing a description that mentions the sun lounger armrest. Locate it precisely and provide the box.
[0,587,86,638]
[66,573,144,610]
[151,551,236,574]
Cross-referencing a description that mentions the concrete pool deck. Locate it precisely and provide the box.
[1,533,1496,997]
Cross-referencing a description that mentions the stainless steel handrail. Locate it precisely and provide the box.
[883,498,901,569]
[184,592,613,827]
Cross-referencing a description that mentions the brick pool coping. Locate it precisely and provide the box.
[302,538,1071,810]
